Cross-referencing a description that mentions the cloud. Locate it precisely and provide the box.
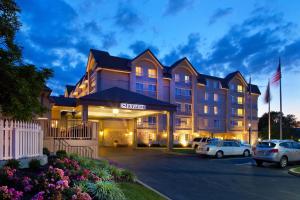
[164,0,194,16]
[163,7,300,78]
[129,41,159,55]
[114,3,142,32]
[163,33,203,67]
[209,7,233,25]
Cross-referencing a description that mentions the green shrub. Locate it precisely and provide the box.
[43,147,50,156]
[93,168,113,181]
[120,169,136,182]
[87,181,126,200]
[5,159,20,169]
[96,159,110,169]
[108,166,122,181]
[29,159,41,170]
[56,150,67,158]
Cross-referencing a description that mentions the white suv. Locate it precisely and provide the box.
[192,137,211,150]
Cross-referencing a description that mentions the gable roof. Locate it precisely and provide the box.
[90,49,131,71]
[79,87,176,111]
[169,57,198,75]
[66,85,75,95]
[50,96,77,107]
[131,49,164,69]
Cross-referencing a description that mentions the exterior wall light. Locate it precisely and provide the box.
[112,109,119,114]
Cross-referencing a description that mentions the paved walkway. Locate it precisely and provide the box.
[99,147,300,200]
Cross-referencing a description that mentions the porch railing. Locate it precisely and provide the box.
[40,120,98,140]
[0,120,43,160]
[54,138,94,158]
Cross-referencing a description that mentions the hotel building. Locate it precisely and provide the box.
[46,49,260,154]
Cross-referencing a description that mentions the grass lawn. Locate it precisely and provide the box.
[292,167,300,173]
[118,182,166,200]
[172,148,195,154]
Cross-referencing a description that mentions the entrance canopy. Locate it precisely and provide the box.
[50,87,176,119]
[78,87,176,111]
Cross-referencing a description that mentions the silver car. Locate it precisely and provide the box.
[196,140,252,158]
[253,140,300,168]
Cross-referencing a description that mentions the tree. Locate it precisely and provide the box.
[0,0,53,120]
[258,112,300,140]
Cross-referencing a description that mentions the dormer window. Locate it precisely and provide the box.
[175,74,180,82]
[237,85,243,93]
[184,75,191,84]
[136,66,142,76]
[213,81,219,89]
[148,69,156,78]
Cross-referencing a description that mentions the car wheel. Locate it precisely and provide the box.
[255,159,263,167]
[216,151,223,159]
[243,150,250,157]
[279,156,288,168]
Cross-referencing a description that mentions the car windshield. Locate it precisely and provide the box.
[257,142,276,148]
[207,139,219,146]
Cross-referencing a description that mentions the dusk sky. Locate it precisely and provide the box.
[15,0,300,119]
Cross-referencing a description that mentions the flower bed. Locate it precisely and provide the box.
[0,152,136,200]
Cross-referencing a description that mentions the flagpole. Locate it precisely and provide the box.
[268,80,271,140]
[279,67,283,140]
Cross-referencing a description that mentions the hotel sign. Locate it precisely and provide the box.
[120,103,146,110]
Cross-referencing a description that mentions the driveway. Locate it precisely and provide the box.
[99,147,300,200]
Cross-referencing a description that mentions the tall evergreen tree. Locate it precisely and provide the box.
[0,0,53,120]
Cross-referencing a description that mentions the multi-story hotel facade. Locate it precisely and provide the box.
[48,49,260,150]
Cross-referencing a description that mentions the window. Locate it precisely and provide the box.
[237,108,243,116]
[232,108,236,115]
[175,88,181,96]
[148,84,156,92]
[237,121,243,127]
[185,104,192,113]
[231,95,236,103]
[214,93,218,102]
[136,66,142,76]
[230,83,235,91]
[183,89,192,97]
[204,105,208,114]
[203,119,208,127]
[205,92,209,101]
[184,75,191,84]
[176,103,181,112]
[213,81,219,89]
[214,120,220,128]
[137,118,142,125]
[206,80,211,88]
[136,83,143,91]
[214,106,218,115]
[175,74,180,82]
[148,69,156,78]
[237,85,243,93]
[148,116,156,125]
[237,97,243,104]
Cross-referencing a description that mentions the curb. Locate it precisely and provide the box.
[288,168,300,177]
[136,179,172,200]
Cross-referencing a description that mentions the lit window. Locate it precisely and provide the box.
[205,92,209,101]
[237,108,243,116]
[148,69,156,78]
[214,106,218,115]
[237,85,243,93]
[237,97,243,104]
[204,105,208,114]
[175,74,180,82]
[237,121,243,127]
[184,75,191,84]
[136,66,142,76]
[137,118,142,125]
[214,93,218,102]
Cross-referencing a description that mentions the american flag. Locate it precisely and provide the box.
[264,81,271,103]
[272,58,281,85]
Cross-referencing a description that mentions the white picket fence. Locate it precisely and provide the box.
[0,120,43,160]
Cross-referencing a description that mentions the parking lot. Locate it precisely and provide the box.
[99,147,300,200]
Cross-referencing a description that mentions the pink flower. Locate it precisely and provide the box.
[31,191,45,200]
